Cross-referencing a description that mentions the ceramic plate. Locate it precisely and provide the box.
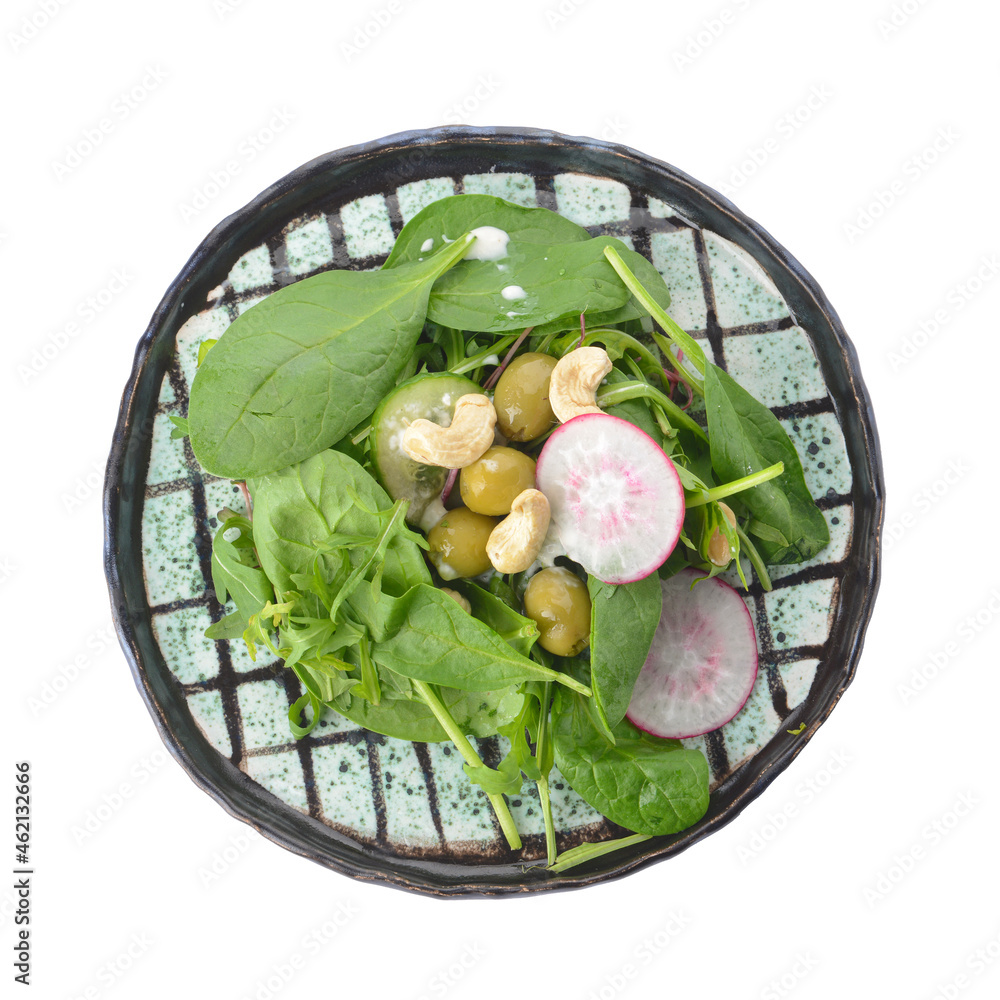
[104,126,883,896]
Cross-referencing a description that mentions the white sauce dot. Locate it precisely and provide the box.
[464,226,510,261]
[501,285,526,301]
[420,238,434,252]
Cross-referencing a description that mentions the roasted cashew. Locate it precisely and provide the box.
[440,588,472,613]
[707,502,738,567]
[401,394,497,468]
[549,346,612,423]
[487,489,552,574]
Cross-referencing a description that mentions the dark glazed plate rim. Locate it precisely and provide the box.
[104,125,884,897]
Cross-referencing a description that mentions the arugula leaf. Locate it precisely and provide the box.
[463,754,523,796]
[703,364,829,563]
[552,686,710,836]
[383,193,590,268]
[188,235,475,479]
[589,574,663,739]
[372,584,591,695]
[168,415,189,440]
[208,515,272,624]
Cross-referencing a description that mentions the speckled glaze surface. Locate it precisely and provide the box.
[105,126,883,895]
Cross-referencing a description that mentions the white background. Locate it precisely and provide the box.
[4,0,999,997]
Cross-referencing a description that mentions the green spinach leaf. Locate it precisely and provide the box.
[552,686,710,836]
[703,364,829,563]
[188,235,474,479]
[588,574,663,738]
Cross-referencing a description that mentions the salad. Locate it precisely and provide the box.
[176,194,829,871]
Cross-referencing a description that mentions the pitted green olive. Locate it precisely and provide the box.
[493,352,558,442]
[459,446,536,516]
[522,566,592,657]
[426,507,500,580]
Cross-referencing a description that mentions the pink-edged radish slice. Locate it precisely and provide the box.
[535,412,684,584]
[627,567,758,739]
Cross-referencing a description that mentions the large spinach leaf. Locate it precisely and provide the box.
[703,364,829,563]
[188,236,474,479]
[589,574,663,738]
[456,581,539,658]
[552,686,710,836]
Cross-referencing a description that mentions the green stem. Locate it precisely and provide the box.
[537,777,556,867]
[534,681,556,867]
[549,833,652,873]
[684,461,784,507]
[450,333,519,376]
[597,381,708,443]
[412,679,522,850]
[603,246,708,391]
[734,522,772,592]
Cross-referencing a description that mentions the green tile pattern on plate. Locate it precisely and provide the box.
[705,231,789,327]
[651,229,707,331]
[228,245,272,293]
[186,690,232,757]
[340,194,395,258]
[779,412,852,497]
[285,216,334,275]
[142,491,202,606]
[246,751,308,813]
[147,413,191,486]
[238,678,296,751]
[312,742,380,839]
[462,172,537,206]
[152,605,220,685]
[380,742,439,846]
[425,743,497,844]
[553,173,631,227]
[764,579,838,651]
[396,177,456,223]
[782,659,820,710]
[723,327,826,408]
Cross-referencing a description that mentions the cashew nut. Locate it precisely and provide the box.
[549,346,612,423]
[401,394,497,468]
[440,588,472,613]
[487,489,551,574]
[707,502,738,567]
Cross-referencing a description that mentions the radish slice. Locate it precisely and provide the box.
[626,568,758,739]
[535,413,684,584]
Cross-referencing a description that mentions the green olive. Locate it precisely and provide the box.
[459,446,536,515]
[493,352,559,442]
[426,507,500,580]
[522,567,592,657]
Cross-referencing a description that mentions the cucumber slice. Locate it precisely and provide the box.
[370,372,482,525]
